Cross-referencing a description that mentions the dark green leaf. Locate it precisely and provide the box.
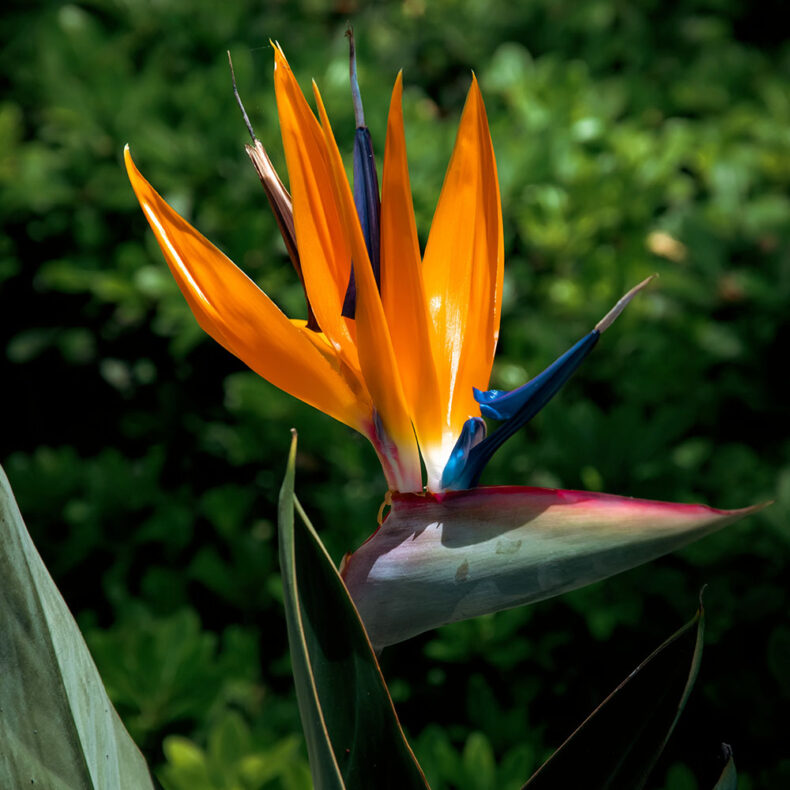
[277,431,429,790]
[522,598,705,790]
[0,466,156,790]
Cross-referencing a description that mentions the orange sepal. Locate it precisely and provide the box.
[422,76,504,436]
[272,46,360,373]
[124,146,369,430]
[380,73,446,484]
[311,81,422,492]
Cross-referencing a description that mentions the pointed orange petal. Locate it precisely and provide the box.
[311,82,422,492]
[289,318,370,406]
[272,47,360,370]
[380,73,446,487]
[422,76,504,436]
[125,146,369,430]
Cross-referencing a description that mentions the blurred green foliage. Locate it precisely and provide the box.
[1,0,788,787]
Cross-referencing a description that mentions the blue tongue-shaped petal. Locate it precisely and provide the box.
[473,330,599,422]
[342,29,381,319]
[439,417,487,491]
[441,276,656,490]
[440,331,599,490]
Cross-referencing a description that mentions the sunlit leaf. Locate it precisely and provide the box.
[0,466,156,790]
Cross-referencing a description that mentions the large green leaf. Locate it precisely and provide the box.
[0,466,156,790]
[277,431,428,790]
[522,598,705,790]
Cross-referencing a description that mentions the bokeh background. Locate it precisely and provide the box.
[2,1,788,788]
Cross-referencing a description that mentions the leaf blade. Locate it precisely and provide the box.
[0,466,156,790]
[522,600,706,790]
[277,432,429,790]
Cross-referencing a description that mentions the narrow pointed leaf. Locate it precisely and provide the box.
[342,486,764,648]
[522,600,705,790]
[0,466,156,790]
[277,433,429,790]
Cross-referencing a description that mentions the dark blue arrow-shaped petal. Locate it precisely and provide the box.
[441,331,599,490]
[440,276,656,490]
[439,417,487,491]
[342,28,381,319]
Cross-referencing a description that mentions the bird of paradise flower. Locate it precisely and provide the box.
[125,44,762,649]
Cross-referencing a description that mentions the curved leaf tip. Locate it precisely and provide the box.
[522,600,705,789]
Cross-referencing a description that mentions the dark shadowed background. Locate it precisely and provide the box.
[1,1,788,787]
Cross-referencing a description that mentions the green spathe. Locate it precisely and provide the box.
[342,486,764,649]
[0,466,155,790]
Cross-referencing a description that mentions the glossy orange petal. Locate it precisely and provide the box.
[125,146,369,430]
[272,46,360,371]
[311,81,422,492]
[289,318,370,405]
[422,76,504,436]
[380,73,446,486]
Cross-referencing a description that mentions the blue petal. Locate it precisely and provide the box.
[439,417,487,491]
[440,277,656,489]
[474,331,599,422]
[442,330,600,489]
[473,388,507,407]
[353,128,381,288]
[342,32,381,319]
[342,128,381,318]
